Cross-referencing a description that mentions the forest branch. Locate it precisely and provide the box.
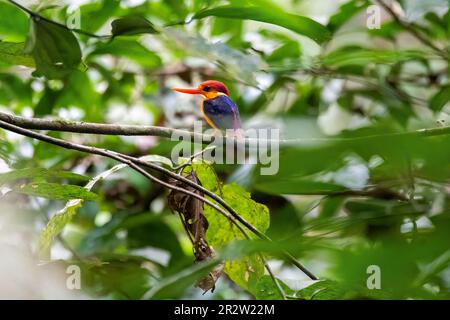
[0,112,449,147]
[0,118,318,280]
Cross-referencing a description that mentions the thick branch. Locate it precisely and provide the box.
[0,112,449,148]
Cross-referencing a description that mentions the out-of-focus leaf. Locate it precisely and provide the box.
[0,2,29,41]
[255,275,293,300]
[319,196,345,218]
[79,256,157,299]
[38,155,167,257]
[403,0,449,22]
[295,280,344,299]
[0,73,32,107]
[0,168,88,185]
[0,41,35,67]
[25,18,82,79]
[322,47,424,68]
[34,85,60,116]
[368,21,404,41]
[256,129,450,195]
[327,0,369,33]
[142,258,220,299]
[90,39,161,68]
[255,179,346,195]
[111,16,158,37]
[163,28,262,85]
[56,70,99,111]
[193,5,331,44]
[12,182,98,201]
[430,85,450,111]
[80,0,120,33]
[266,41,301,63]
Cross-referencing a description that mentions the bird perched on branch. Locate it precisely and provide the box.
[173,80,242,135]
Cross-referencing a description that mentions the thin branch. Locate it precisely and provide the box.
[261,255,287,300]
[0,119,318,280]
[8,0,109,39]
[375,0,447,57]
[0,112,449,148]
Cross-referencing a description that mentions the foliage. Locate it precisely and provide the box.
[0,0,449,300]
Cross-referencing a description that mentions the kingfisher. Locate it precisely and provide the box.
[173,80,242,134]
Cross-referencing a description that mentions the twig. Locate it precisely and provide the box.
[0,119,318,280]
[173,146,217,172]
[8,0,109,39]
[260,255,287,300]
[374,0,447,57]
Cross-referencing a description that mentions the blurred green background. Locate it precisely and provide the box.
[0,0,449,299]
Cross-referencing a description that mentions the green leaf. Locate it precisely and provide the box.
[295,280,344,299]
[0,41,35,67]
[0,168,88,185]
[38,197,84,257]
[255,179,346,195]
[12,182,98,201]
[322,47,424,68]
[327,0,369,33]
[193,161,270,295]
[255,275,292,299]
[80,0,120,33]
[430,85,450,111]
[25,18,82,79]
[38,155,165,257]
[38,163,126,257]
[142,258,220,299]
[111,16,158,37]
[141,154,174,169]
[0,2,29,41]
[266,41,301,63]
[79,256,156,299]
[193,5,330,44]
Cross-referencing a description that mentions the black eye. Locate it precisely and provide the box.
[203,86,211,92]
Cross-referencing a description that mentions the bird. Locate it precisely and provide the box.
[173,80,242,135]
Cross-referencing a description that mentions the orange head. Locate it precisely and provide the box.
[173,80,230,99]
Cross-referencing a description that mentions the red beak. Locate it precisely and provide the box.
[173,87,202,94]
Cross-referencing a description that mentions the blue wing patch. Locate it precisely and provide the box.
[202,95,241,131]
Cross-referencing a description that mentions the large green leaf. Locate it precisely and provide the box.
[12,182,98,201]
[193,5,330,44]
[0,2,29,41]
[0,41,34,67]
[0,168,88,185]
[327,0,369,33]
[25,18,82,79]
[192,162,270,295]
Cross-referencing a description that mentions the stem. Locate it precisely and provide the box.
[0,112,449,148]
[8,0,109,38]
[374,0,447,57]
